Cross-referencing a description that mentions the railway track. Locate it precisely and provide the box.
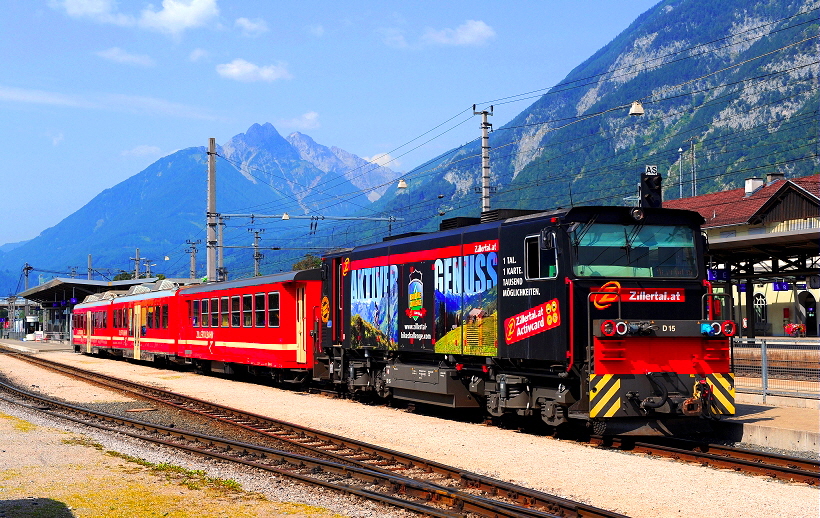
[2,351,625,518]
[590,435,819,485]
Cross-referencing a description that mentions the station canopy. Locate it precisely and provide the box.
[18,277,159,307]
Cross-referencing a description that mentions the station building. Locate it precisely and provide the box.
[665,172,819,337]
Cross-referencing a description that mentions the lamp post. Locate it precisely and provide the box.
[678,147,683,198]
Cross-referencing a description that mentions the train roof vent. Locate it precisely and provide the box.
[439,216,481,231]
[127,285,152,295]
[84,294,102,303]
[480,209,543,223]
[155,279,177,291]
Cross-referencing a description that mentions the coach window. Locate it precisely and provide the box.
[255,293,266,327]
[210,297,220,327]
[200,299,209,328]
[221,296,230,327]
[268,292,280,327]
[191,300,199,327]
[231,296,241,327]
[146,306,155,329]
[243,294,253,327]
[525,235,557,280]
[161,304,169,329]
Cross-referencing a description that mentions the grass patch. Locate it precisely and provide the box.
[0,412,36,432]
[62,436,104,450]
[105,452,247,495]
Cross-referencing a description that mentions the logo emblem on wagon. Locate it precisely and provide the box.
[592,281,621,310]
[406,268,425,321]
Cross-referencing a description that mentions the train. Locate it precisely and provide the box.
[72,205,736,436]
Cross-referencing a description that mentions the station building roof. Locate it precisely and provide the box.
[18,277,160,306]
[664,173,819,275]
[663,173,818,228]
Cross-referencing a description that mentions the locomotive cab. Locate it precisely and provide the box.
[560,207,735,435]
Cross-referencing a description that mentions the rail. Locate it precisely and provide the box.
[732,337,819,401]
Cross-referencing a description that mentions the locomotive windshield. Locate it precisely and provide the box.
[571,223,697,278]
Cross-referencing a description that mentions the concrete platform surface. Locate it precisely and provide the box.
[0,338,73,353]
[1,338,817,453]
[719,400,819,453]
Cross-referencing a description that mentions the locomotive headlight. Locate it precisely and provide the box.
[601,320,616,337]
[615,321,629,336]
[700,322,722,336]
[722,320,737,337]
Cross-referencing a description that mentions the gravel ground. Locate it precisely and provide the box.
[1,351,818,518]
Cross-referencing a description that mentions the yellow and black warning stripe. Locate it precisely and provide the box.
[700,373,735,415]
[589,374,623,418]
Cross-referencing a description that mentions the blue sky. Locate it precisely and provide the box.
[1,0,659,244]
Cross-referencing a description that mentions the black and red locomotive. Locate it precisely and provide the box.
[73,205,735,435]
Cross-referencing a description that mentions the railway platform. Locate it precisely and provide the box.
[0,337,73,354]
[0,337,817,454]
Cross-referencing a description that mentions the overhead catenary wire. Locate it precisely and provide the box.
[100,14,820,279]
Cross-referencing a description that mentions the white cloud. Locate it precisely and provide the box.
[279,111,320,130]
[235,17,268,36]
[52,0,220,36]
[216,59,292,82]
[51,0,133,25]
[308,24,324,37]
[47,131,65,146]
[0,85,93,108]
[96,47,155,67]
[189,48,209,62]
[0,84,217,120]
[364,152,400,169]
[379,27,408,48]
[421,20,495,46]
[121,144,162,157]
[139,0,220,36]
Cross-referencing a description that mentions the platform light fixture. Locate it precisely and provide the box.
[628,101,645,116]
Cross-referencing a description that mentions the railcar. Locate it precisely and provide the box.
[73,281,180,361]
[72,297,114,354]
[318,206,736,435]
[72,271,323,381]
[176,270,322,379]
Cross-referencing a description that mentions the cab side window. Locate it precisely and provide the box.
[525,235,557,280]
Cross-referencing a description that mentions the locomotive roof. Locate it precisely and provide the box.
[328,205,704,257]
[179,269,322,295]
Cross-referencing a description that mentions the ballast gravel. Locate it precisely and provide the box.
[1,351,818,518]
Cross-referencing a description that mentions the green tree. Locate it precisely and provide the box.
[292,254,321,270]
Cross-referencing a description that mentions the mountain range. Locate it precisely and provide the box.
[1,0,817,295]
[0,123,397,290]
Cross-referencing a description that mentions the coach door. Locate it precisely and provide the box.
[85,313,93,354]
[296,287,306,364]
[131,305,142,361]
